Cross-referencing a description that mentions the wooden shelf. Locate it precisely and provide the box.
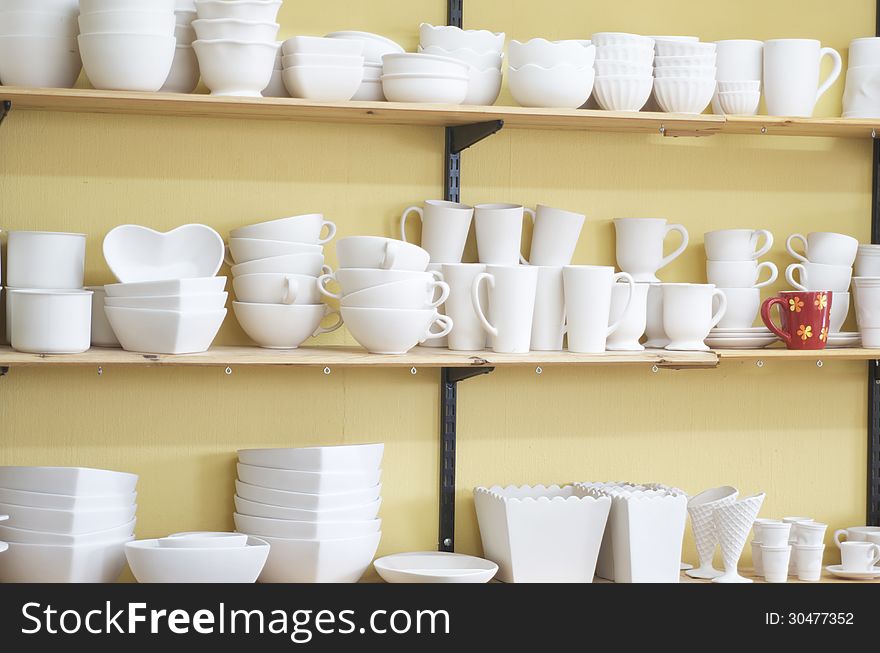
[715,347,879,361]
[2,87,879,139]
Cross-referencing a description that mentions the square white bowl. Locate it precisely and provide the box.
[0,466,137,496]
[104,306,226,355]
[236,462,381,494]
[237,443,384,472]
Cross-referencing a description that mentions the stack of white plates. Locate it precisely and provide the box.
[233,444,383,583]
[0,466,137,583]
[705,326,778,349]
[826,332,861,348]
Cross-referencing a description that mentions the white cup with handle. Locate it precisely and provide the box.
[529,266,566,351]
[707,260,778,289]
[786,232,859,267]
[562,265,635,354]
[834,526,880,547]
[399,200,474,264]
[339,277,450,310]
[663,283,727,351]
[442,263,487,351]
[233,272,323,305]
[474,203,535,265]
[763,38,842,117]
[704,228,773,261]
[839,541,880,571]
[471,264,539,353]
[786,261,852,292]
[614,218,689,282]
[522,204,585,266]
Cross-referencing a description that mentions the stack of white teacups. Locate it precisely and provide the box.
[652,38,717,114]
[381,51,471,104]
[77,0,176,92]
[230,213,340,349]
[280,35,365,101]
[842,37,880,119]
[591,32,654,111]
[160,0,200,93]
[318,236,452,354]
[507,38,595,109]
[713,39,763,116]
[0,466,137,583]
[419,24,503,105]
[830,526,880,579]
[101,223,228,354]
[323,30,404,101]
[0,0,82,88]
[192,0,280,96]
[234,444,383,583]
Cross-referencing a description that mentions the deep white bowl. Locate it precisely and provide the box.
[282,64,363,101]
[80,0,174,12]
[654,40,716,57]
[125,536,269,583]
[234,480,382,511]
[595,43,654,64]
[0,519,135,545]
[653,53,716,68]
[281,52,363,68]
[238,444,384,472]
[234,513,381,540]
[0,536,132,582]
[653,76,716,114]
[0,486,135,511]
[508,38,596,69]
[325,30,404,64]
[418,23,504,54]
[236,463,382,494]
[192,17,278,41]
[382,52,469,77]
[104,306,227,354]
[509,63,594,109]
[232,302,342,350]
[78,10,175,35]
[0,35,81,88]
[194,38,276,96]
[104,276,226,298]
[0,10,78,38]
[653,65,716,79]
[160,44,200,93]
[0,501,136,535]
[194,0,281,22]
[464,66,502,105]
[595,59,652,76]
[592,74,654,111]
[104,292,227,311]
[234,495,383,522]
[717,90,760,115]
[381,73,468,104]
[419,44,502,72]
[0,466,138,496]
[282,35,363,56]
[79,33,175,91]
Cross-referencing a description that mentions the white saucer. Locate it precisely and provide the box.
[706,336,778,349]
[374,551,498,584]
[712,327,773,334]
[826,332,861,348]
[825,564,880,580]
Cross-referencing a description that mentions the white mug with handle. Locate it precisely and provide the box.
[839,541,880,571]
[763,39,842,117]
[562,265,635,353]
[399,200,474,264]
[614,218,689,282]
[471,264,539,353]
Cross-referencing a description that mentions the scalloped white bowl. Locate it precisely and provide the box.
[419,44,502,71]
[194,0,281,22]
[591,32,654,48]
[508,38,595,69]
[592,74,654,111]
[418,22,504,54]
[194,38,276,97]
[464,66,502,105]
[509,63,594,108]
[192,17,278,41]
[654,76,716,114]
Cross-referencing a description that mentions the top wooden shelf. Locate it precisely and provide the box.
[1,87,878,139]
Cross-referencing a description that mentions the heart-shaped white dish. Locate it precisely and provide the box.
[104,224,225,283]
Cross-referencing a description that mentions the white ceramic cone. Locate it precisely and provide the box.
[685,486,739,579]
[712,493,766,583]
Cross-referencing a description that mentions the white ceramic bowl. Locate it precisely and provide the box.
[158,532,247,547]
[192,17,278,41]
[0,486,135,511]
[282,35,363,56]
[194,38,276,96]
[255,532,380,583]
[262,67,288,96]
[229,212,334,243]
[235,495,382,522]
[654,40,716,57]
[0,11,78,38]
[717,90,761,115]
[319,268,440,298]
[352,79,385,101]
[382,52,470,77]
[174,22,196,45]
[232,302,342,349]
[4,0,78,11]
[236,463,382,494]
[233,272,323,305]
[81,0,174,12]
[79,33,174,91]
[340,277,449,310]
[336,236,430,271]
[235,480,381,511]
[228,237,322,264]
[508,38,596,69]
[419,44,502,72]
[464,66,502,105]
[104,292,228,311]
[716,80,761,92]
[0,536,132,582]
[9,289,92,354]
[592,75,654,111]
[160,45,200,93]
[653,77,716,114]
[282,64,363,101]
[508,64,595,109]
[0,466,137,496]
[341,306,453,354]
[194,0,281,22]
[78,11,175,35]
[653,65,716,79]
[104,276,226,298]
[418,23,504,54]
[281,52,364,67]
[230,253,328,277]
[653,53,716,68]
[238,443,384,472]
[0,35,81,88]
[234,513,381,540]
[104,307,227,354]
[595,44,654,64]
[0,519,135,545]
[381,73,468,104]
[0,501,136,535]
[591,32,654,48]
[125,536,269,583]
[374,551,498,584]
[595,59,652,76]
[325,30,404,64]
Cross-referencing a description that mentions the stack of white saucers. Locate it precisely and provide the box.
[0,0,81,88]
[230,213,342,349]
[280,35,365,101]
[318,236,454,354]
[705,326,778,350]
[591,32,654,111]
[234,444,384,583]
[381,52,470,104]
[101,223,227,354]
[653,38,717,114]
[192,0,281,96]
[508,38,595,109]
[78,0,176,92]
[0,466,137,583]
[325,30,405,101]
[419,23,504,105]
[160,0,200,93]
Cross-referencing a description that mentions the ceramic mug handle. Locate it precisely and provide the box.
[834,529,847,548]
[659,224,689,271]
[312,307,344,336]
[317,272,342,300]
[786,263,808,291]
[317,220,337,245]
[752,229,774,259]
[607,272,635,336]
[381,241,398,270]
[471,272,498,337]
[519,207,537,265]
[760,296,792,346]
[282,275,299,305]
[427,280,451,309]
[754,261,779,289]
[786,233,809,263]
[399,206,423,244]
[816,47,843,102]
[422,314,454,342]
[710,289,728,328]
[430,269,445,283]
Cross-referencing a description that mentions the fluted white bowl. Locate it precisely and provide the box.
[655,40,716,57]
[653,65,716,79]
[595,43,654,65]
[653,76,716,114]
[418,44,502,72]
[717,90,760,115]
[591,32,654,48]
[592,74,654,111]
[654,54,716,68]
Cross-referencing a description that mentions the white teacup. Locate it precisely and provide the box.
[229,213,336,244]
[839,541,880,571]
[563,265,635,354]
[233,272,322,305]
[318,269,441,299]
[707,260,777,289]
[442,263,488,352]
[794,544,824,582]
[795,521,827,546]
[233,302,342,349]
[829,291,850,333]
[714,287,760,328]
[606,281,649,351]
[786,261,852,292]
[760,521,792,548]
[760,545,792,583]
[614,218,688,282]
[763,38,841,117]
[704,228,773,261]
[340,277,450,310]
[400,200,474,264]
[834,526,880,547]
[474,203,535,266]
[230,253,330,278]
[529,266,565,351]
[336,236,430,271]
[522,204,585,266]
[472,264,539,354]
[663,283,726,351]
[225,238,322,265]
[644,283,668,348]
[341,306,453,354]
[786,232,859,267]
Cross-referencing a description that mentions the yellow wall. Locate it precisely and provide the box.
[0,0,874,579]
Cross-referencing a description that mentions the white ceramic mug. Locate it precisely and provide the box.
[714,287,760,328]
[763,39,842,117]
[614,218,689,282]
[644,283,668,348]
[839,541,880,571]
[834,526,880,547]
[336,236,430,271]
[829,291,850,333]
[340,277,450,310]
[474,203,535,266]
[318,268,442,299]
[442,263,488,351]
[522,204,585,266]
[229,213,336,244]
[6,231,86,289]
[707,260,778,289]
[471,264,539,354]
[786,261,852,292]
[663,283,727,351]
[9,289,93,354]
[786,232,859,267]
[400,200,474,264]
[704,229,773,261]
[85,286,119,348]
[606,281,649,351]
[529,266,565,351]
[562,265,635,354]
[233,272,322,305]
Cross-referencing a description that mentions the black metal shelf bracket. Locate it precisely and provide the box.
[0,366,8,378]
[439,366,494,552]
[0,100,11,128]
[444,121,504,204]
[868,3,880,527]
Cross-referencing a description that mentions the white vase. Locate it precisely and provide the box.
[685,486,739,579]
[712,493,766,583]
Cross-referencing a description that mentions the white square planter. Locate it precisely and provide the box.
[474,484,611,583]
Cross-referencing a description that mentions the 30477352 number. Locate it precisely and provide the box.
[765,613,854,625]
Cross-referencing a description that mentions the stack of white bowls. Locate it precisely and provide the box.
[326,30,404,101]
[843,37,880,119]
[0,0,81,88]
[280,36,365,101]
[591,32,654,111]
[78,0,176,92]
[381,52,470,104]
[230,213,341,349]
[160,0,200,93]
[234,444,383,583]
[192,0,281,96]
[419,23,504,105]
[508,38,595,109]
[317,236,454,354]
[0,466,137,583]
[262,41,288,96]
[101,223,228,354]
[653,38,717,114]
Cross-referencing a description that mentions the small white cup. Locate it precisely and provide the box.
[400,200,474,264]
[760,521,792,547]
[794,544,825,582]
[522,204,585,266]
[839,541,880,571]
[662,283,727,351]
[786,261,853,292]
[474,203,535,266]
[786,231,859,267]
[760,544,791,583]
[707,260,778,289]
[704,228,773,261]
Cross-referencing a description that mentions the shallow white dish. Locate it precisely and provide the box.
[0,536,133,583]
[104,276,226,298]
[0,486,136,511]
[374,551,498,583]
[0,501,136,535]
[234,480,381,511]
[255,531,381,583]
[0,467,137,496]
[104,292,227,311]
[704,335,778,349]
[125,535,269,583]
[234,495,382,522]
[825,564,880,579]
[0,519,135,546]
[104,307,227,355]
[826,332,861,348]
[233,513,381,540]
[236,463,381,494]
[238,443,384,472]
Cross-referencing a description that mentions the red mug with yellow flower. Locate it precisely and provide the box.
[761,290,832,350]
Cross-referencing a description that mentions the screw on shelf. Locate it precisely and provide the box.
[410,367,417,375]
[761,126,767,134]
[535,366,543,375]
[651,365,659,373]
[816,360,824,368]
[756,360,765,368]
[225,366,232,375]
[442,538,452,548]
[97,367,103,376]
[659,124,666,136]
[323,366,331,375]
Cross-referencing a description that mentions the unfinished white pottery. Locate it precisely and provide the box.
[685,486,739,579]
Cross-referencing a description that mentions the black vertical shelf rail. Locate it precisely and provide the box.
[869,2,880,528]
